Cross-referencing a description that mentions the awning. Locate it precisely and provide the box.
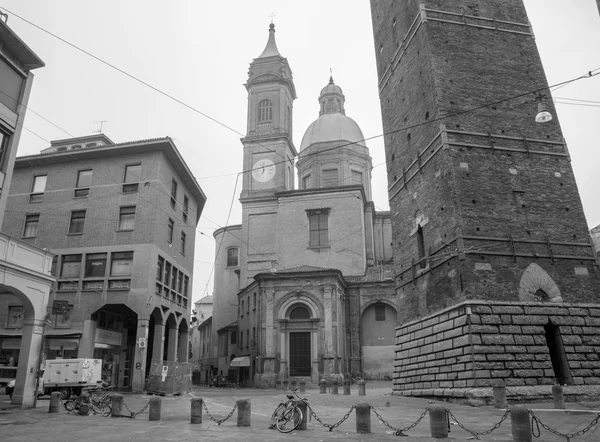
[230,356,250,367]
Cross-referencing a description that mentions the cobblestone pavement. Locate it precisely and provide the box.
[1,382,599,441]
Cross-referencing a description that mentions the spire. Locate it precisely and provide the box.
[257,23,281,59]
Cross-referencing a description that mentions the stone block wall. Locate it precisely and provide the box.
[394,301,600,394]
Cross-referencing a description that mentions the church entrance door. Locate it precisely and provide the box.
[289,332,311,377]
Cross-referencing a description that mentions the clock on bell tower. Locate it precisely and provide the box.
[240,23,297,201]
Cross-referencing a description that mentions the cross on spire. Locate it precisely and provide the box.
[269,12,276,24]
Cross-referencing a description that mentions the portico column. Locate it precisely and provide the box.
[167,326,179,362]
[12,318,44,408]
[152,321,165,363]
[178,329,189,362]
[132,318,148,393]
[323,286,334,375]
[78,319,97,358]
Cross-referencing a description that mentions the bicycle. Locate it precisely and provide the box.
[64,386,113,416]
[270,389,307,433]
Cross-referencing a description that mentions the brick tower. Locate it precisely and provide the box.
[371,1,600,396]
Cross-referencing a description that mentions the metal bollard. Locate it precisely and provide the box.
[343,379,351,395]
[190,397,202,424]
[429,404,448,438]
[552,384,565,409]
[294,399,308,430]
[332,379,339,395]
[149,396,161,421]
[49,391,61,413]
[355,402,371,434]
[357,379,366,396]
[111,393,124,418]
[237,398,251,427]
[493,380,507,409]
[299,380,306,393]
[510,405,532,442]
[319,379,327,394]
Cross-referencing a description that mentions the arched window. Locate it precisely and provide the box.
[289,305,310,320]
[226,248,239,267]
[417,225,426,268]
[258,99,272,122]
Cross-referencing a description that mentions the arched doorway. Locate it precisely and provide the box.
[360,301,397,380]
[288,305,311,377]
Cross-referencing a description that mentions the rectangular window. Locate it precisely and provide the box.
[375,305,386,321]
[231,330,237,345]
[183,196,189,223]
[180,231,186,255]
[157,256,164,282]
[68,210,86,234]
[246,330,249,348]
[30,175,47,202]
[183,276,189,297]
[171,265,177,288]
[164,261,171,285]
[241,300,244,317]
[240,331,243,348]
[123,164,141,193]
[227,248,238,267]
[351,170,363,185]
[85,253,107,277]
[110,251,133,276]
[74,170,92,197]
[247,297,250,314]
[167,218,174,243]
[0,57,25,112]
[308,210,329,248]
[322,169,339,187]
[51,256,58,277]
[177,271,183,293]
[61,254,82,278]
[23,214,39,238]
[253,293,256,310]
[302,175,311,190]
[6,305,24,328]
[53,305,73,329]
[170,179,178,209]
[0,131,8,170]
[118,206,136,231]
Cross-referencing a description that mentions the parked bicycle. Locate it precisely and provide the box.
[63,385,113,416]
[270,389,308,433]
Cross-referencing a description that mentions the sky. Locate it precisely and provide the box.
[0,1,598,304]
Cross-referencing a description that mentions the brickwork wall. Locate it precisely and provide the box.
[394,301,600,394]
[371,0,600,324]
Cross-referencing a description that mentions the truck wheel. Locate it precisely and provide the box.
[58,387,71,400]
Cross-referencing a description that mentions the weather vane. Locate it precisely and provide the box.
[269,12,276,24]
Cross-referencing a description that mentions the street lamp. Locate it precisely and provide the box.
[535,97,553,123]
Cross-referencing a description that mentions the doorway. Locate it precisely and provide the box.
[544,321,572,385]
[289,332,311,377]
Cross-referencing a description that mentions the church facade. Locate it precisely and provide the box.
[210,24,396,387]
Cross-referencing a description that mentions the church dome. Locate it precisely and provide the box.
[300,113,366,151]
[299,76,366,152]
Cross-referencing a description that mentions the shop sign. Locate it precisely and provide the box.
[95,328,122,346]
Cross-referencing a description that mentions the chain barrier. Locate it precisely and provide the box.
[371,406,428,437]
[577,401,600,411]
[122,399,151,419]
[529,409,600,441]
[202,401,237,425]
[307,404,355,432]
[446,409,510,440]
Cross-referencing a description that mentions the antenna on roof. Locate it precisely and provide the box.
[93,120,108,134]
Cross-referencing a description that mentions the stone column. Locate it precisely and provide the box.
[323,286,334,376]
[178,329,189,363]
[152,321,165,362]
[262,290,276,387]
[132,318,148,393]
[166,326,179,362]
[78,319,97,358]
[12,318,45,408]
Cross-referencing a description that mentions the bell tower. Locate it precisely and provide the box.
[241,23,297,201]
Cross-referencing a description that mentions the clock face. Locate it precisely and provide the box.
[252,159,276,182]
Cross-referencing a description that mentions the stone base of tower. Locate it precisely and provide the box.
[393,301,600,402]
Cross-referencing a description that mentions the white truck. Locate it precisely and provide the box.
[42,358,103,399]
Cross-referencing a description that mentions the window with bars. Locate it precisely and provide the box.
[30,175,47,202]
[123,164,141,193]
[321,168,339,187]
[74,170,92,197]
[258,99,272,122]
[23,214,39,238]
[118,206,136,231]
[68,210,86,234]
[308,209,329,248]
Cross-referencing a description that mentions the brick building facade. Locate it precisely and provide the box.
[370,0,600,395]
[1,135,205,394]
